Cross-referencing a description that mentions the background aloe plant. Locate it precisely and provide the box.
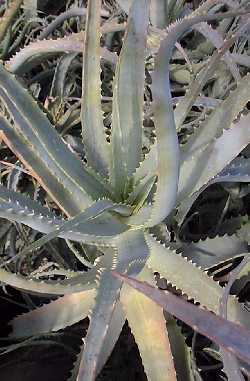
[0,0,249,380]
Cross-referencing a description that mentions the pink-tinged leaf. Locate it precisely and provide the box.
[112,272,250,365]
[10,289,96,338]
[120,268,177,381]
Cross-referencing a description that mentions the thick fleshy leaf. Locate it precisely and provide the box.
[0,182,59,228]
[114,272,250,365]
[126,175,156,212]
[5,33,116,75]
[37,7,102,40]
[130,142,157,190]
[177,157,250,224]
[0,117,82,216]
[145,234,249,330]
[181,235,248,269]
[50,52,78,99]
[77,271,122,381]
[149,20,180,226]
[0,267,95,296]
[178,112,250,201]
[147,1,247,226]
[120,267,177,381]
[116,230,150,276]
[166,317,195,381]
[110,0,149,197]
[81,0,110,177]
[10,289,96,338]
[0,183,129,246]
[150,0,168,28]
[181,72,250,160]
[0,66,113,215]
[17,199,131,257]
[96,301,125,375]
[0,249,118,297]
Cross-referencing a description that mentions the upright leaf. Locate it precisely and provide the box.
[147,8,249,226]
[110,0,149,197]
[148,20,181,226]
[120,268,177,381]
[81,0,110,177]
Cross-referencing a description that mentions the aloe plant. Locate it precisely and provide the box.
[0,0,249,380]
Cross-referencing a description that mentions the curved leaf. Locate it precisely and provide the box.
[5,33,116,75]
[146,1,248,226]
